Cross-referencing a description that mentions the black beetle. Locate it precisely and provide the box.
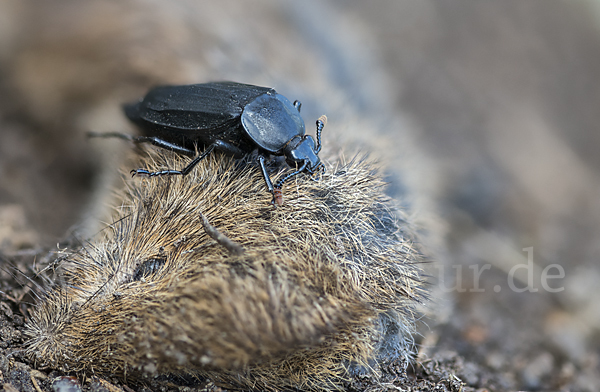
[101,82,326,204]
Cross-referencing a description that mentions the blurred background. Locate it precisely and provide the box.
[0,1,599,390]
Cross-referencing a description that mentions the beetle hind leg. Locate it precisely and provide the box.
[87,132,197,157]
[132,144,216,178]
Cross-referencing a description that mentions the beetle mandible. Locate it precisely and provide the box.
[105,82,326,205]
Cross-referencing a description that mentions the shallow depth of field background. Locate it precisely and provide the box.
[0,1,599,390]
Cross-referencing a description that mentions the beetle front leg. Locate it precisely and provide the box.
[309,162,326,181]
[259,156,285,206]
[258,155,275,194]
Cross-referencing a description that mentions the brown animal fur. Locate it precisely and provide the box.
[25,150,426,391]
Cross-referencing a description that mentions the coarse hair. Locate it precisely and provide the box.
[25,150,427,391]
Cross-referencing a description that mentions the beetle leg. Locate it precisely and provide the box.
[139,136,197,157]
[275,160,308,190]
[309,162,326,181]
[87,131,196,157]
[314,115,327,154]
[319,162,326,174]
[213,140,245,158]
[132,144,216,177]
[258,155,274,193]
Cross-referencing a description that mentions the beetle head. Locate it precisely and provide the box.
[284,135,321,173]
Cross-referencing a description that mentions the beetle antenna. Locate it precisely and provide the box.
[275,161,308,190]
[315,115,327,154]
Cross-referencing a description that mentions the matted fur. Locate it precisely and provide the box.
[25,151,426,391]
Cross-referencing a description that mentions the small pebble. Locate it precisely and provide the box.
[52,376,82,392]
